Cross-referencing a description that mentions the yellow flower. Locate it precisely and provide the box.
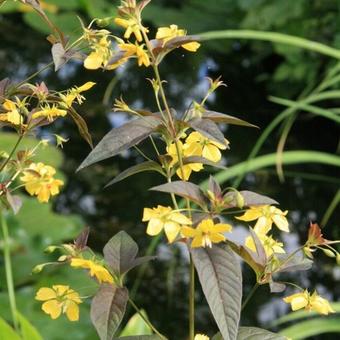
[142,205,191,243]
[167,140,203,180]
[70,258,114,284]
[118,42,150,67]
[0,99,22,125]
[194,335,209,340]
[182,218,232,248]
[84,36,112,70]
[185,131,228,163]
[114,17,143,42]
[32,105,67,121]
[156,24,200,52]
[35,285,82,321]
[20,162,64,203]
[283,290,335,315]
[236,205,289,234]
[245,233,285,257]
[60,82,96,107]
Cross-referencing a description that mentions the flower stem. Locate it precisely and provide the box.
[128,298,167,339]
[0,134,23,173]
[189,254,195,340]
[1,210,19,330]
[241,282,259,311]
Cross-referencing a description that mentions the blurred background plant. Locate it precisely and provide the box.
[0,0,339,339]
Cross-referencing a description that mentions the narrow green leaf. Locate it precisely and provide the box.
[17,313,43,340]
[0,317,21,340]
[187,118,226,145]
[199,30,340,60]
[91,285,128,340]
[191,244,242,340]
[279,318,340,339]
[103,231,155,276]
[269,96,340,124]
[237,327,286,340]
[78,117,161,170]
[105,161,164,187]
[150,181,207,208]
[68,107,93,148]
[202,110,257,128]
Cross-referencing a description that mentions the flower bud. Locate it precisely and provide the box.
[58,255,68,262]
[236,191,245,209]
[322,248,336,258]
[44,245,58,254]
[32,264,45,274]
[336,253,340,265]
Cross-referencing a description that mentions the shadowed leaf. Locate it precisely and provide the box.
[202,110,257,128]
[223,191,278,208]
[103,231,155,276]
[91,285,128,340]
[74,226,90,251]
[269,281,286,293]
[187,118,226,145]
[150,181,207,208]
[276,254,313,273]
[68,107,93,148]
[105,161,164,187]
[237,327,286,340]
[182,156,226,169]
[191,244,242,340]
[78,117,161,170]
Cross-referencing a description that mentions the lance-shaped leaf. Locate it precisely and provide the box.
[182,156,226,169]
[150,181,207,208]
[191,244,242,340]
[276,254,313,273]
[202,110,257,128]
[51,43,79,71]
[91,285,128,340]
[74,226,90,251]
[78,116,162,170]
[223,191,278,208]
[187,118,226,145]
[237,327,286,340]
[68,107,93,148]
[6,191,22,214]
[104,231,155,276]
[105,161,164,187]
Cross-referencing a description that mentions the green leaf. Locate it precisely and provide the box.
[105,161,164,187]
[237,327,286,340]
[279,318,340,339]
[91,285,128,340]
[202,110,257,128]
[103,231,155,276]
[77,117,162,171]
[0,317,21,340]
[223,190,278,208]
[17,312,43,340]
[119,311,152,336]
[150,181,207,208]
[191,244,242,340]
[187,118,226,145]
[199,30,340,60]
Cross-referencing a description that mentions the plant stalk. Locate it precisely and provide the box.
[189,254,195,340]
[1,210,19,330]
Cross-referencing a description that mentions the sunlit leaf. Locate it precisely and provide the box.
[91,284,128,340]
[191,244,242,340]
[0,317,21,340]
[105,161,164,187]
[202,110,257,128]
[17,312,43,340]
[119,310,152,336]
[78,117,162,171]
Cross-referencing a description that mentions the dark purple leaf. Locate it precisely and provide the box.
[187,118,226,145]
[202,110,257,128]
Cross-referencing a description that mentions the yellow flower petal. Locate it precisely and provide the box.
[84,52,103,70]
[65,301,79,321]
[182,42,201,52]
[146,218,164,236]
[169,212,191,225]
[191,235,204,248]
[35,287,56,301]
[163,221,181,243]
[42,300,62,319]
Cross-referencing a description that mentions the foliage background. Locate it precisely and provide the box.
[0,0,339,339]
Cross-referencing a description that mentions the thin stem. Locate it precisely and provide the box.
[241,283,259,311]
[0,134,24,173]
[189,254,195,340]
[128,298,166,339]
[1,210,19,330]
